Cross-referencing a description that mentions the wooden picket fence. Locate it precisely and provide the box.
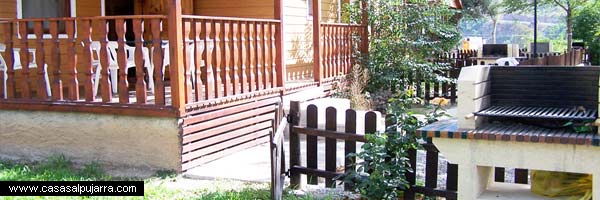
[519,49,585,66]
[283,100,530,199]
[410,50,478,104]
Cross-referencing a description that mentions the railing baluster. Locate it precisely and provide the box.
[80,20,94,101]
[240,22,248,93]
[3,22,15,99]
[116,18,129,103]
[322,25,328,79]
[191,19,203,102]
[222,21,231,96]
[202,19,214,100]
[183,20,193,103]
[97,19,112,102]
[18,21,31,99]
[248,22,256,92]
[151,18,165,105]
[231,21,240,95]
[262,22,271,89]
[213,20,223,98]
[270,23,277,88]
[133,19,147,103]
[255,22,263,90]
[65,20,79,100]
[33,21,47,99]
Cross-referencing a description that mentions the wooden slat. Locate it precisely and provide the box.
[18,21,31,99]
[404,147,418,200]
[306,104,318,185]
[182,128,271,162]
[33,21,47,99]
[182,20,193,103]
[192,20,204,102]
[97,19,112,102]
[182,120,273,158]
[239,22,248,93]
[183,104,276,134]
[0,99,177,117]
[231,21,240,95]
[270,23,278,88]
[446,163,458,191]
[151,18,165,105]
[213,20,223,98]
[292,126,367,142]
[222,21,232,96]
[290,166,343,180]
[344,109,357,191]
[202,20,215,99]
[255,22,264,90]
[80,20,93,101]
[133,19,147,103]
[425,140,439,189]
[262,22,271,89]
[247,22,256,92]
[65,20,79,100]
[325,107,337,188]
[514,168,529,184]
[115,19,129,103]
[48,21,62,100]
[183,96,280,125]
[183,116,273,145]
[3,22,15,99]
[181,135,269,171]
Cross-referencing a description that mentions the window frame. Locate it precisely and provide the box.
[16,0,77,39]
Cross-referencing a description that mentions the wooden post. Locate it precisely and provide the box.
[289,101,301,188]
[360,0,368,58]
[167,0,186,115]
[274,0,285,87]
[312,0,322,83]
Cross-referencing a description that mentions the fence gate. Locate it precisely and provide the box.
[270,115,288,200]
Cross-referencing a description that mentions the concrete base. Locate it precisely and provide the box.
[434,138,600,200]
[0,110,182,174]
[479,182,569,200]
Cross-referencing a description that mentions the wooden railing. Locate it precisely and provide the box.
[287,101,532,199]
[0,16,176,116]
[519,49,585,66]
[180,16,283,106]
[319,23,367,81]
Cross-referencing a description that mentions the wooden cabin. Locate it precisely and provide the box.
[0,0,461,172]
[0,0,367,172]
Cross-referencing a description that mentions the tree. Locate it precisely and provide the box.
[502,0,588,51]
[462,0,504,43]
[573,1,600,65]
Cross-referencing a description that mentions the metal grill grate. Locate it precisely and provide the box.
[475,106,598,120]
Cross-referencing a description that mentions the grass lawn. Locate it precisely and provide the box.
[0,155,325,200]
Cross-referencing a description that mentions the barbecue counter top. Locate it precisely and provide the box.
[417,120,600,147]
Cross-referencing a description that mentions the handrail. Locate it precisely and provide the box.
[182,15,281,23]
[320,22,365,27]
[0,15,167,22]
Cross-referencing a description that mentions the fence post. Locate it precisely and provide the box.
[167,0,186,115]
[360,0,369,60]
[289,101,301,188]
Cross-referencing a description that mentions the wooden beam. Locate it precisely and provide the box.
[313,0,322,83]
[167,0,186,116]
[274,0,285,87]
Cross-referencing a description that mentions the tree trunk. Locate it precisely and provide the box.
[491,18,498,44]
[566,9,573,51]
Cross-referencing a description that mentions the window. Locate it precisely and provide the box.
[17,0,76,34]
[307,0,313,19]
